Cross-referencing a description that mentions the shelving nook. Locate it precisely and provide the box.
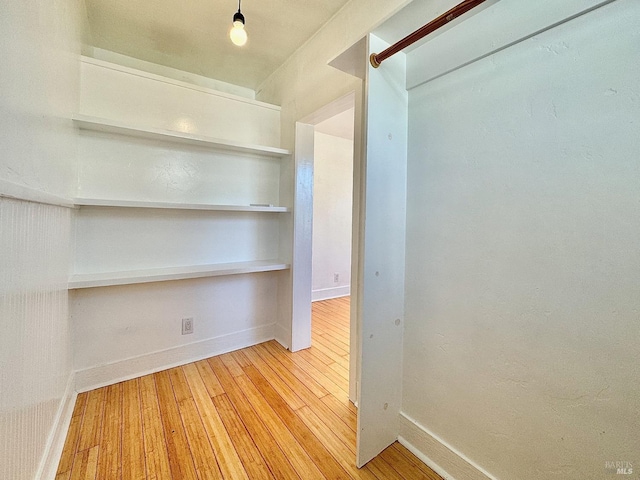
[71,56,295,389]
[71,114,292,290]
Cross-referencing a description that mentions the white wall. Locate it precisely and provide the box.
[0,201,74,480]
[72,274,279,389]
[1,4,80,196]
[312,132,353,301]
[256,0,411,149]
[79,57,281,149]
[402,1,640,479]
[83,47,256,100]
[0,0,82,478]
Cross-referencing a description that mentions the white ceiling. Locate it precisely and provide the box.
[82,0,352,90]
[315,108,355,141]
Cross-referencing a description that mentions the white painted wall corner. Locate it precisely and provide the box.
[398,412,497,480]
[274,323,291,351]
[35,373,77,480]
[74,324,275,392]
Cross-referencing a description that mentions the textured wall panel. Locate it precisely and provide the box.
[403,1,640,478]
[0,199,72,480]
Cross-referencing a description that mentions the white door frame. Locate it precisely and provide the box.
[297,91,360,404]
[289,122,314,352]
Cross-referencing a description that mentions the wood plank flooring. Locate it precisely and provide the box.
[56,296,442,479]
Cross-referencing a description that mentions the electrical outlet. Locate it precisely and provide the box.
[182,317,194,335]
[333,273,340,283]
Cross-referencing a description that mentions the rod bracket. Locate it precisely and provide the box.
[367,0,487,68]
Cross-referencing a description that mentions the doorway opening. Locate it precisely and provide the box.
[302,92,356,404]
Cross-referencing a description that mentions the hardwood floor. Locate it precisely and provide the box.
[56,296,442,479]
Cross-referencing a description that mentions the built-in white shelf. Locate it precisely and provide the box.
[74,198,290,213]
[69,260,290,289]
[73,114,292,157]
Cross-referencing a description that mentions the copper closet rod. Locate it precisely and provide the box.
[370,0,489,68]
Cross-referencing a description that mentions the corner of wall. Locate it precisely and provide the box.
[35,373,77,480]
[74,324,276,392]
[398,413,496,480]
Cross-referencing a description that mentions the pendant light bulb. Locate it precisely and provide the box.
[230,3,247,46]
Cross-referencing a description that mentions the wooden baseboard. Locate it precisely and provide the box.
[36,373,77,480]
[398,412,496,480]
[312,285,350,302]
[75,324,275,392]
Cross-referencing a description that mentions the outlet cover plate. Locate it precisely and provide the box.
[182,317,194,335]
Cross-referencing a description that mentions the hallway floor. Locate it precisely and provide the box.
[56,296,441,479]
